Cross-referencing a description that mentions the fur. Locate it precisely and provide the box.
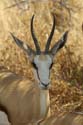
[0,68,50,125]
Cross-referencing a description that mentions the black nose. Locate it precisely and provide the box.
[41,83,48,88]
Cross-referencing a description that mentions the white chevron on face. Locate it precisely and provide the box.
[33,54,53,89]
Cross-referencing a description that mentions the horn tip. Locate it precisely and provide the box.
[32,14,35,20]
[51,13,56,21]
[10,32,15,38]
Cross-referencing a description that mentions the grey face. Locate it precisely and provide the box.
[11,14,69,89]
[32,54,53,89]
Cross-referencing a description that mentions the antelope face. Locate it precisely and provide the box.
[32,54,53,89]
[11,14,69,89]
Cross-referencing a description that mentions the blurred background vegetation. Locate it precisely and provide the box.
[0,0,83,115]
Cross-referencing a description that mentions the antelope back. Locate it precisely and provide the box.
[41,112,83,125]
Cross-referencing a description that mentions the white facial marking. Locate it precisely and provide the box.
[33,55,53,88]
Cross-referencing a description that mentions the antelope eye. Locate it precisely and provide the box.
[32,62,38,69]
[49,63,53,69]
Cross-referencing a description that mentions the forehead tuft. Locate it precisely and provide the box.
[34,54,52,63]
[39,55,48,61]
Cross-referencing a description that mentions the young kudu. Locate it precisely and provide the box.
[0,14,68,125]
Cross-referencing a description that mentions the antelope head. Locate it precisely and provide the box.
[11,14,68,89]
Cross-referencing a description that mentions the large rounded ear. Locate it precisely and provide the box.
[50,31,69,56]
[11,33,35,57]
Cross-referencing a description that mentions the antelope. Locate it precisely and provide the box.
[0,14,68,125]
[40,112,83,125]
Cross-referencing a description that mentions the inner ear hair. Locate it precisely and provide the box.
[50,30,69,55]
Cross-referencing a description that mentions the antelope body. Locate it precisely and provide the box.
[0,14,69,125]
[0,68,50,125]
[41,112,83,125]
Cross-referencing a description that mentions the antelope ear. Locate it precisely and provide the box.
[11,33,35,57]
[50,31,69,56]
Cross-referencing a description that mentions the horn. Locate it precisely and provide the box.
[45,14,56,52]
[31,15,41,54]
